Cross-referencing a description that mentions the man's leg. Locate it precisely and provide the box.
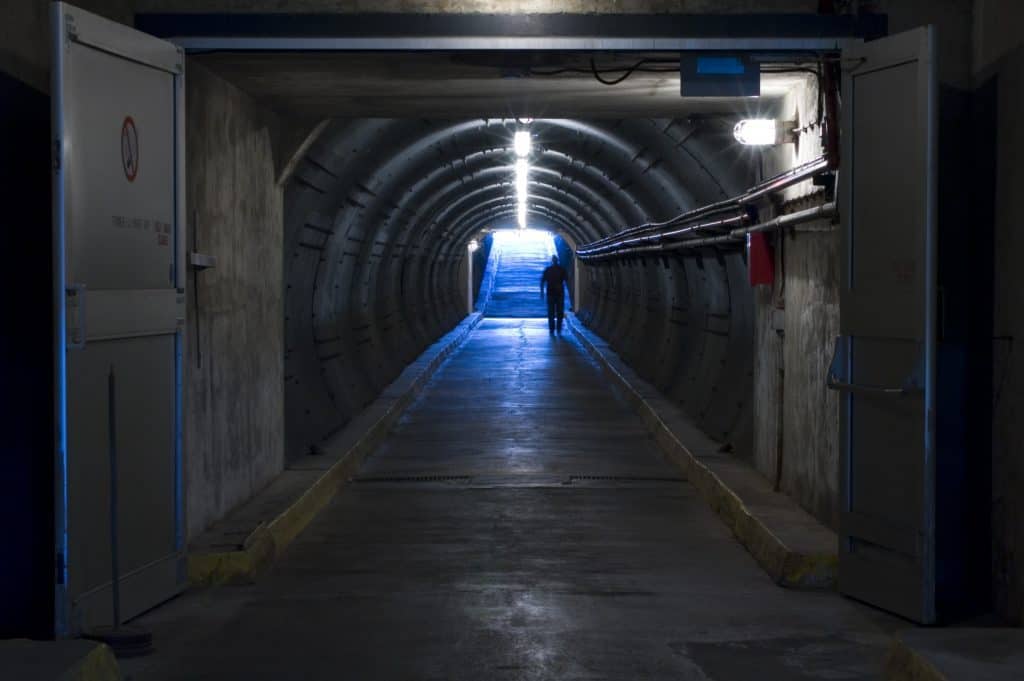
[556,297,565,334]
[547,296,556,335]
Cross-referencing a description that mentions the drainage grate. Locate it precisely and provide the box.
[568,475,684,483]
[349,474,685,488]
[352,474,472,484]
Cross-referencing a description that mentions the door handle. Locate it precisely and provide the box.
[66,283,86,350]
[826,375,912,395]
[825,336,924,396]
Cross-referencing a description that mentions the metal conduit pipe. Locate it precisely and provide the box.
[579,202,836,260]
[579,210,750,257]
[577,155,833,256]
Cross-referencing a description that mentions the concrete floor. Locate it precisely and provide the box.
[128,319,895,681]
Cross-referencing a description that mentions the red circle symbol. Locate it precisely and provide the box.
[121,116,139,182]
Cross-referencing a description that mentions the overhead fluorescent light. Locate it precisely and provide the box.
[514,130,532,157]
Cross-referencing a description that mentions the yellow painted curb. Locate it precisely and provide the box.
[884,638,948,681]
[188,314,482,586]
[569,316,837,590]
[62,643,120,681]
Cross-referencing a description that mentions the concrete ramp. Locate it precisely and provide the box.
[483,230,554,318]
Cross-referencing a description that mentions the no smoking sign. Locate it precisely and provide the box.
[121,115,139,182]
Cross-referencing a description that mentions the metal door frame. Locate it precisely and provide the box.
[51,1,186,637]
[47,4,893,636]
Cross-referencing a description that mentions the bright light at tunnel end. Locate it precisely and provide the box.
[493,228,553,247]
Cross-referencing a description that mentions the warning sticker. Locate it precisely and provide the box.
[121,116,139,182]
[111,215,172,246]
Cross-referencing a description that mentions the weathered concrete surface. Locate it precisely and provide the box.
[973,0,1024,75]
[0,0,133,92]
[126,318,895,681]
[782,225,840,530]
[571,314,839,589]
[752,283,783,490]
[0,639,119,681]
[188,313,481,585]
[272,117,329,186]
[190,53,797,119]
[879,0,975,88]
[749,71,841,530]
[185,60,285,538]
[884,628,1024,681]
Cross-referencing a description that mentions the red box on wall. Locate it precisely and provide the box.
[747,232,775,286]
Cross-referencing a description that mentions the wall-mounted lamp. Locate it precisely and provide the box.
[733,118,796,146]
[468,239,479,252]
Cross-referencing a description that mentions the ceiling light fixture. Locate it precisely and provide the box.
[512,131,531,230]
[514,160,528,196]
[733,119,778,145]
[733,118,796,146]
[514,130,532,158]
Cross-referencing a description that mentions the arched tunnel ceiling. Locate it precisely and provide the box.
[293,118,755,250]
[283,116,760,460]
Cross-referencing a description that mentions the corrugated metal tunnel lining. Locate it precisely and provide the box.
[284,117,758,461]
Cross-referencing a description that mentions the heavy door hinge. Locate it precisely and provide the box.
[64,16,78,42]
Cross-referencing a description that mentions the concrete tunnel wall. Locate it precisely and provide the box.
[185,62,286,539]
[282,118,759,462]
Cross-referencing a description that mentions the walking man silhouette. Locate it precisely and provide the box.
[540,254,568,336]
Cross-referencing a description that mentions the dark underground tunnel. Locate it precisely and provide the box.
[3,3,1024,680]
[283,117,758,466]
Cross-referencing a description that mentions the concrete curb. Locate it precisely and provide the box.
[62,643,120,681]
[188,313,484,586]
[884,638,947,681]
[1,639,119,681]
[881,628,1024,681]
[567,314,837,589]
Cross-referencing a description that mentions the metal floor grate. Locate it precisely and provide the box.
[568,475,684,483]
[349,473,685,488]
[352,475,472,484]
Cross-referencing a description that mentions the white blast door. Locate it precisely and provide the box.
[52,2,186,635]
[832,26,938,624]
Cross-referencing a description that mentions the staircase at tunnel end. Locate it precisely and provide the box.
[483,229,558,319]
